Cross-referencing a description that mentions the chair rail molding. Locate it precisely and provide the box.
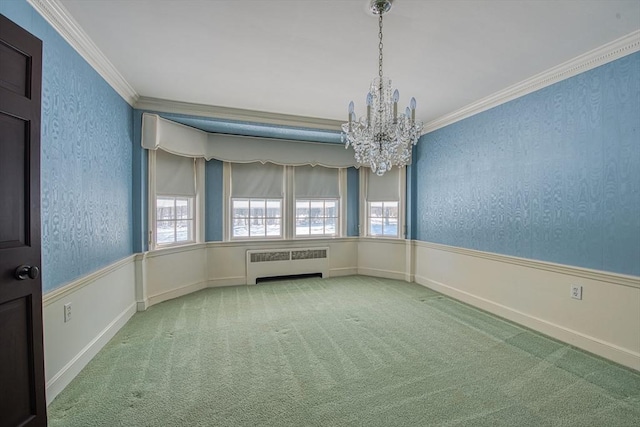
[413,240,640,289]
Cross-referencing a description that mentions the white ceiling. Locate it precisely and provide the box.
[59,0,640,127]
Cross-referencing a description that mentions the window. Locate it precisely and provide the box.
[232,198,282,238]
[363,166,403,238]
[296,199,338,236]
[294,165,341,237]
[151,148,202,248]
[226,163,346,240]
[156,197,194,244]
[229,162,284,239]
[368,201,398,237]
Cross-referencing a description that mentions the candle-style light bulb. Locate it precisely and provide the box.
[366,92,373,124]
[410,97,416,122]
[393,89,399,120]
[348,101,354,131]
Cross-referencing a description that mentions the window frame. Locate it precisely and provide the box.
[230,197,283,239]
[294,198,340,238]
[155,195,196,246]
[148,150,205,250]
[223,163,347,241]
[367,200,399,238]
[360,167,406,239]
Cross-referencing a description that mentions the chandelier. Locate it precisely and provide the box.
[342,0,423,176]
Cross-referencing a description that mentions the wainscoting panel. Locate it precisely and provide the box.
[139,239,360,306]
[42,238,639,407]
[144,244,208,306]
[413,241,640,370]
[205,238,359,286]
[357,238,410,281]
[42,255,136,404]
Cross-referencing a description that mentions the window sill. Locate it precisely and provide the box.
[294,235,341,239]
[149,241,205,256]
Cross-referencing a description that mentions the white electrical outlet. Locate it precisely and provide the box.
[64,303,72,322]
[570,285,582,300]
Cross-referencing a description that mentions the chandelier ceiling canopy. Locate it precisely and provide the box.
[342,0,424,176]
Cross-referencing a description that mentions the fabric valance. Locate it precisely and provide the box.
[142,113,358,168]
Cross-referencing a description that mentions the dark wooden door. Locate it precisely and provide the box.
[0,14,46,427]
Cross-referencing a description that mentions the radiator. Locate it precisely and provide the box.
[246,247,329,284]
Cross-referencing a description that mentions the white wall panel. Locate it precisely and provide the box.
[144,244,208,305]
[43,256,136,404]
[413,241,640,370]
[327,239,358,277]
[205,238,359,287]
[43,238,640,407]
[357,238,409,281]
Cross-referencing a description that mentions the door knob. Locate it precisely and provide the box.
[15,265,40,280]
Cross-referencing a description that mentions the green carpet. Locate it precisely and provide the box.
[48,276,640,426]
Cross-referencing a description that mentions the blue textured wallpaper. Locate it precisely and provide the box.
[1,1,134,292]
[347,167,359,236]
[415,52,640,276]
[205,159,224,241]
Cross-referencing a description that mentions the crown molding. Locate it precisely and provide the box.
[27,0,139,105]
[135,97,343,131]
[22,0,640,133]
[424,30,640,134]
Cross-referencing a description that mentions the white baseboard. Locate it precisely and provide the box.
[206,276,246,288]
[415,274,640,371]
[147,280,208,307]
[136,299,149,311]
[329,267,358,277]
[358,267,406,281]
[45,302,136,404]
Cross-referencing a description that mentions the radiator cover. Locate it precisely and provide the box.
[246,247,329,284]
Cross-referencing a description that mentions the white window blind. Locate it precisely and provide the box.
[156,149,196,196]
[294,165,340,198]
[231,162,284,198]
[367,167,400,202]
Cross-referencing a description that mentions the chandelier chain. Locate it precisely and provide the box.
[378,14,384,79]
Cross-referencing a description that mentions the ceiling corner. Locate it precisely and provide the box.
[27,0,139,105]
